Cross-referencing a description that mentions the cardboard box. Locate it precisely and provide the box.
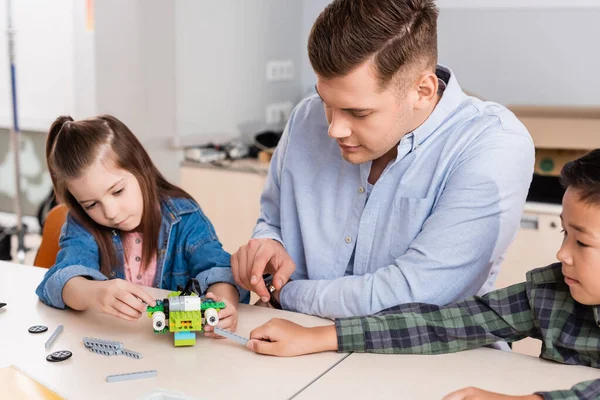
[509,106,600,150]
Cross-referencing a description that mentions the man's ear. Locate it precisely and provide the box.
[414,72,439,110]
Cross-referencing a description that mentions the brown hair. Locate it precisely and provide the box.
[561,149,600,206]
[308,0,439,89]
[46,115,192,277]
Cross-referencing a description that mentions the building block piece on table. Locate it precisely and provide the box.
[83,337,123,351]
[214,327,249,346]
[120,349,142,359]
[174,331,196,347]
[106,370,157,383]
[45,325,64,350]
[89,347,119,356]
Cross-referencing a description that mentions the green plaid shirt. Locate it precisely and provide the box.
[336,263,600,399]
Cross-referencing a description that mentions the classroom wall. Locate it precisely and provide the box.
[437,9,600,106]
[175,0,304,142]
[0,1,305,216]
[94,0,179,183]
[300,1,600,106]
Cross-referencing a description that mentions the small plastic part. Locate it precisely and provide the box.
[28,325,48,334]
[106,370,157,383]
[174,331,196,347]
[83,337,123,351]
[213,327,249,346]
[89,347,118,356]
[152,311,166,331]
[48,350,72,361]
[45,325,64,350]
[204,308,219,326]
[120,348,142,359]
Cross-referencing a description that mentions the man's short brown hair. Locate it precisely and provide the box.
[308,0,439,88]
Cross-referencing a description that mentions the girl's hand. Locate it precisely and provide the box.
[443,387,543,400]
[203,283,240,338]
[84,278,156,321]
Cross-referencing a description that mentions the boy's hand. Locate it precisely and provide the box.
[82,278,156,321]
[203,283,239,338]
[443,387,543,400]
[246,318,338,357]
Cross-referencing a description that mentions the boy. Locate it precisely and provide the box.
[246,150,600,400]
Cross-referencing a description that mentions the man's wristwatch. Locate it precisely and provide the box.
[262,274,283,309]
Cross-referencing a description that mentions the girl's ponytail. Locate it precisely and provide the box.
[46,115,74,160]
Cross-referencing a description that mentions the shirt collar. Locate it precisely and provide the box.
[403,65,467,154]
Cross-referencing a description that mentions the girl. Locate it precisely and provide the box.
[36,115,248,336]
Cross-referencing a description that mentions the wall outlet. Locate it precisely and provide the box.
[265,102,293,125]
[266,60,294,82]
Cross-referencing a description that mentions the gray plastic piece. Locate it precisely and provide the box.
[106,370,157,383]
[89,347,118,356]
[120,348,142,359]
[83,337,123,351]
[45,325,64,350]
[213,327,249,346]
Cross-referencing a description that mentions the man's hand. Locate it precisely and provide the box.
[246,318,338,357]
[231,239,296,302]
[443,387,543,400]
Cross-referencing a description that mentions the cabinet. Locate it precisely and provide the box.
[180,160,268,254]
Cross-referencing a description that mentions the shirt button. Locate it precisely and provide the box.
[110,271,116,277]
[358,186,365,194]
[135,256,141,262]
[137,274,142,280]
[135,238,141,244]
[345,236,352,243]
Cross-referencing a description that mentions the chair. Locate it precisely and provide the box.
[33,204,68,269]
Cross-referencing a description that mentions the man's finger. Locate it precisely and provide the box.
[231,251,241,285]
[271,256,296,291]
[237,245,251,290]
[246,240,262,285]
[251,246,275,300]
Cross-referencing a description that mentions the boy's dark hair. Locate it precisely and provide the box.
[561,149,600,205]
[308,0,439,89]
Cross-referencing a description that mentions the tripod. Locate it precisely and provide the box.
[4,0,27,263]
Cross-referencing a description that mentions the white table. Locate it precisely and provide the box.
[296,347,600,399]
[0,261,347,399]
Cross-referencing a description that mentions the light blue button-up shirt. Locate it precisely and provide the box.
[253,66,535,319]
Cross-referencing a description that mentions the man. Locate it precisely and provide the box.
[232,0,534,318]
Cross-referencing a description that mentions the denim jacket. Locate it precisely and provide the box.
[36,197,249,308]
